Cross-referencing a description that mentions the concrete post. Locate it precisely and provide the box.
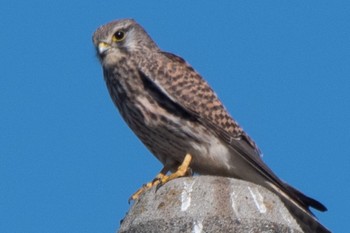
[118,176,303,233]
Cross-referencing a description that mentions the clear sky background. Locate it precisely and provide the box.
[1,1,349,232]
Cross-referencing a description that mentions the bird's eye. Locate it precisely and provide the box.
[112,30,125,42]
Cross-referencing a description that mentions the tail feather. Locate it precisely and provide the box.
[267,181,331,233]
[284,182,327,212]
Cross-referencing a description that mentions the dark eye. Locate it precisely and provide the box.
[112,30,125,42]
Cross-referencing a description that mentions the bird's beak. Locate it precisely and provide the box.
[98,42,110,54]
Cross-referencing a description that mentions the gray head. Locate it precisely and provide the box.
[92,19,159,66]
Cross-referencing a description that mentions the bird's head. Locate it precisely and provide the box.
[93,19,159,67]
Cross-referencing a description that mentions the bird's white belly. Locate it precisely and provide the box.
[184,130,237,177]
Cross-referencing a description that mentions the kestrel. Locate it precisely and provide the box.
[93,19,330,233]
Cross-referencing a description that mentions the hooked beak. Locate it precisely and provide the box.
[97,42,111,54]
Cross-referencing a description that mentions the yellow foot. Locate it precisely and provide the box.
[159,153,192,184]
[129,173,165,202]
[129,154,193,202]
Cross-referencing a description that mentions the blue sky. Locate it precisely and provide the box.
[1,1,349,232]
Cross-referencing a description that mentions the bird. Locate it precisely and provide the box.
[92,18,330,233]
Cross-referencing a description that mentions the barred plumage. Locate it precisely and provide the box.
[93,18,330,232]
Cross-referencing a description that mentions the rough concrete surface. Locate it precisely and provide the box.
[118,176,303,233]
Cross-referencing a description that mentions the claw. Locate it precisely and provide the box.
[129,172,166,202]
[129,179,160,202]
[160,153,192,184]
[129,153,192,202]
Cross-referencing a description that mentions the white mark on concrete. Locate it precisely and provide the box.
[181,180,195,211]
[230,191,239,217]
[248,186,267,213]
[192,219,203,233]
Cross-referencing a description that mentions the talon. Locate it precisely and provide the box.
[129,167,169,202]
[160,153,192,185]
[152,173,166,183]
[155,180,163,191]
[129,178,161,202]
[129,154,192,202]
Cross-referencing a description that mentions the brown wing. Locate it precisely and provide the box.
[154,52,258,150]
[138,51,326,213]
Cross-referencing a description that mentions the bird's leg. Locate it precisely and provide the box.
[129,154,192,202]
[129,166,169,202]
[159,153,192,184]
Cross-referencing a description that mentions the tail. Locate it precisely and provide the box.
[267,181,331,233]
